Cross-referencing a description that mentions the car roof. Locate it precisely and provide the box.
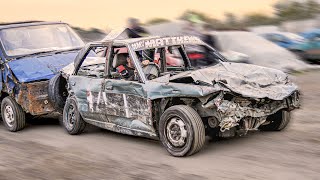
[86,35,206,49]
[88,36,160,45]
[0,21,68,30]
[114,35,205,50]
[113,36,160,44]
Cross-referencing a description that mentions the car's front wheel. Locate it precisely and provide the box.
[159,105,205,157]
[48,74,68,113]
[63,96,86,135]
[259,110,291,131]
[1,96,26,132]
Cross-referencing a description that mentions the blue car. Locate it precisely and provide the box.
[0,21,85,132]
[263,31,320,61]
[300,29,320,39]
[261,32,305,49]
[290,29,320,61]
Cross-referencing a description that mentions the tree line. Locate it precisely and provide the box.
[146,0,320,30]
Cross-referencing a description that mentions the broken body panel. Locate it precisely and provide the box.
[63,34,300,139]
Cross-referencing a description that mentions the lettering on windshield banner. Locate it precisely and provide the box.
[130,36,203,51]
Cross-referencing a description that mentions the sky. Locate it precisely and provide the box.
[1,0,279,30]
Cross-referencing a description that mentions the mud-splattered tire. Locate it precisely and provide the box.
[49,74,68,113]
[159,105,205,157]
[63,96,86,135]
[259,110,291,131]
[1,96,26,132]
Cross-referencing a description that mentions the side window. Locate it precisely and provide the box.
[154,46,187,69]
[109,47,139,81]
[273,34,285,42]
[267,34,275,41]
[165,46,185,67]
[268,34,276,41]
[183,44,220,67]
[77,46,107,78]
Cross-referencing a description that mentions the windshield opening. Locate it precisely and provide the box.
[0,24,84,56]
[184,44,223,67]
[131,43,224,80]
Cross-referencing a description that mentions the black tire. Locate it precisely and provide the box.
[63,96,86,135]
[49,74,68,113]
[159,105,205,157]
[1,96,26,132]
[259,110,291,131]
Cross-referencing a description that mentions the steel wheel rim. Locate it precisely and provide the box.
[166,117,188,147]
[66,104,76,129]
[4,105,14,127]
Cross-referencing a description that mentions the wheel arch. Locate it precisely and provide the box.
[151,97,202,135]
[0,92,10,101]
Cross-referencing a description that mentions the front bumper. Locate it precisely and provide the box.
[203,91,301,131]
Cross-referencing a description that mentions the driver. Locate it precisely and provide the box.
[116,55,136,81]
[116,53,152,80]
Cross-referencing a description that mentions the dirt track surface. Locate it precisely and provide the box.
[0,71,319,180]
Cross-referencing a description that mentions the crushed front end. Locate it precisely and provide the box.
[198,91,300,137]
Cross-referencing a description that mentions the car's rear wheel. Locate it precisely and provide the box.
[259,110,291,131]
[159,105,205,157]
[63,96,86,135]
[1,96,26,132]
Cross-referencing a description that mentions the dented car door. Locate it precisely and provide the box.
[70,76,105,121]
[68,43,109,122]
[69,43,156,137]
[96,44,156,136]
[100,79,155,136]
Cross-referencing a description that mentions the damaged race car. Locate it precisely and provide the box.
[0,21,84,132]
[56,35,300,157]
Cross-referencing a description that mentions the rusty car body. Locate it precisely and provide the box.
[58,34,300,156]
[0,21,84,132]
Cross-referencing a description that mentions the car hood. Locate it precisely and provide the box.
[168,62,298,100]
[8,51,78,83]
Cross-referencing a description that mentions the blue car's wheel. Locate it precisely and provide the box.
[1,96,26,132]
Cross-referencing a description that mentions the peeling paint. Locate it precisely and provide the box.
[16,81,55,115]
